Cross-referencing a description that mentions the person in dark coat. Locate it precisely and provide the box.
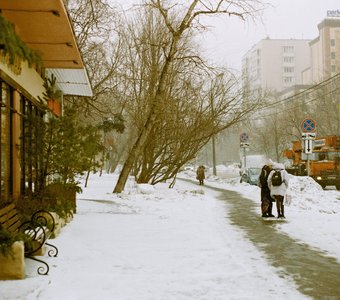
[196,165,205,185]
[259,164,275,217]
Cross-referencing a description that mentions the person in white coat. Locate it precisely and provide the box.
[267,162,289,218]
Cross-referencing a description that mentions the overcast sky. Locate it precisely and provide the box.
[114,0,340,71]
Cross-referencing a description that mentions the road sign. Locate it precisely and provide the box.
[302,132,316,139]
[240,132,249,143]
[240,142,249,148]
[304,139,313,154]
[301,118,316,133]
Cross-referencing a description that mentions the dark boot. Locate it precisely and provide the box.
[267,201,275,217]
[275,196,281,217]
[280,204,285,218]
[261,202,266,216]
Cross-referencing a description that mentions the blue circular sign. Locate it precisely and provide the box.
[240,132,249,142]
[301,118,316,132]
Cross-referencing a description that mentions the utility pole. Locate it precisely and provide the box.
[239,132,249,173]
[212,135,217,176]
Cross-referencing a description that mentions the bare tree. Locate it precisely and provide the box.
[113,0,267,193]
[66,0,125,118]
[137,71,264,185]
[248,74,340,162]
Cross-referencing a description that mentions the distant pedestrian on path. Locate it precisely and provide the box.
[267,162,289,218]
[259,163,275,217]
[196,165,205,185]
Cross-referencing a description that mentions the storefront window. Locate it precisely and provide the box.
[21,97,45,196]
[0,81,11,201]
[0,79,45,201]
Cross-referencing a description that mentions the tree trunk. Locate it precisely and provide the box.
[85,169,90,187]
[113,31,179,192]
[113,112,156,192]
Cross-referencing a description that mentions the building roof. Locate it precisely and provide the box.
[0,0,92,97]
[318,18,340,30]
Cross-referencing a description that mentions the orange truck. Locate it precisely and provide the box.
[284,135,340,189]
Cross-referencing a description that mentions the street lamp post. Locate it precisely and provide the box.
[212,135,217,176]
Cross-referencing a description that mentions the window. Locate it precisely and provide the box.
[0,81,11,200]
[0,79,45,202]
[21,97,45,196]
[283,46,294,53]
[283,56,294,63]
[283,76,294,84]
[283,66,294,73]
[330,39,335,47]
[331,52,336,60]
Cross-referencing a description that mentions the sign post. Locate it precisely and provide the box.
[240,132,249,172]
[301,118,316,176]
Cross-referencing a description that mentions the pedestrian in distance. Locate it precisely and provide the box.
[267,162,289,219]
[196,165,205,185]
[258,163,275,218]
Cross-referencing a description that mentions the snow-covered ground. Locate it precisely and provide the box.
[1,165,339,300]
[204,164,340,260]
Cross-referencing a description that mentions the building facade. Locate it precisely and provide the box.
[0,0,92,203]
[242,38,311,94]
[302,18,340,84]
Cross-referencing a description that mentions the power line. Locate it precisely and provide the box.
[250,73,340,121]
[254,86,340,120]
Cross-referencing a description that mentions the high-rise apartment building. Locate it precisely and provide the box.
[242,38,311,93]
[302,18,340,84]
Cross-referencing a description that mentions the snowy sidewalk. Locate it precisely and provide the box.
[1,173,308,299]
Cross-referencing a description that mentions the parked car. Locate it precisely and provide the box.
[240,167,262,185]
[184,165,194,171]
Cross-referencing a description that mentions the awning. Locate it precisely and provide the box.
[46,68,92,97]
[0,0,93,97]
